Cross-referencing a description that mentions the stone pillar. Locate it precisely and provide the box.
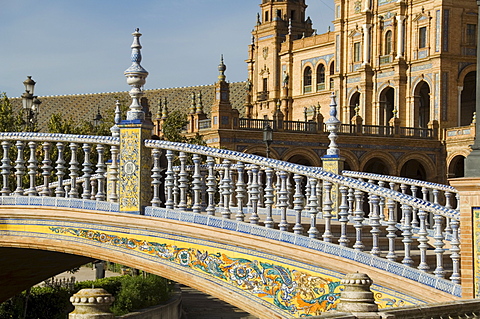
[119,28,153,214]
[396,16,406,59]
[389,117,400,137]
[322,93,345,218]
[337,273,379,314]
[362,24,371,65]
[69,288,115,319]
[448,177,480,299]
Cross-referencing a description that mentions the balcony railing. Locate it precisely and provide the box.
[239,118,273,130]
[400,127,433,138]
[283,121,317,133]
[198,119,211,130]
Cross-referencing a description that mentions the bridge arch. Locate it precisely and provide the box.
[243,145,279,159]
[0,206,458,318]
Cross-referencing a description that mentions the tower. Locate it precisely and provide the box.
[247,0,314,120]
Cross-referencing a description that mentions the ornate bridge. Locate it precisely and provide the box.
[0,128,463,318]
[0,30,469,319]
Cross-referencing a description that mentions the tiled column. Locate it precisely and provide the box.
[449,177,480,299]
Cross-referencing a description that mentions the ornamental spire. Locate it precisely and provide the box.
[218,55,226,82]
[124,28,149,121]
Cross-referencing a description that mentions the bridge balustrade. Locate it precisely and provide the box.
[0,132,461,287]
[144,139,461,285]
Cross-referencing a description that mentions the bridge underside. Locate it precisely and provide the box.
[0,247,92,303]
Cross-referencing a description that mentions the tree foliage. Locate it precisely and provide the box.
[0,93,23,132]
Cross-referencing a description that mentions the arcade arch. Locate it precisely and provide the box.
[448,155,465,178]
[413,81,431,128]
[349,92,361,123]
[460,71,476,126]
[379,87,395,126]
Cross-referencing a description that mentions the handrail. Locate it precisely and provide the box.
[0,132,119,145]
[144,139,458,221]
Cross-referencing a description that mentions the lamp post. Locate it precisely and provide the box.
[21,76,41,132]
[263,123,273,158]
[93,106,103,128]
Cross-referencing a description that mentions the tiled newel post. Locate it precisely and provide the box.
[449,177,480,299]
[69,288,115,319]
[321,93,344,217]
[119,29,153,214]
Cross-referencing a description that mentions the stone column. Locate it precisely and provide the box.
[362,24,371,65]
[322,93,345,218]
[448,177,480,299]
[119,29,153,214]
[337,273,379,314]
[396,16,406,59]
[69,288,115,319]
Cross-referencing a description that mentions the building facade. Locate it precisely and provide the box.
[13,0,478,184]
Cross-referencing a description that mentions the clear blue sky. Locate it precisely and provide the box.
[1,0,334,98]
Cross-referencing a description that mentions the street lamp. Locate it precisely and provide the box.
[93,106,103,127]
[21,76,41,132]
[263,123,273,158]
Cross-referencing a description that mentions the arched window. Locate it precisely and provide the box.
[385,30,392,55]
[316,64,325,90]
[329,61,335,89]
[303,66,312,93]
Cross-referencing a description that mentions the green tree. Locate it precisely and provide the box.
[0,93,22,132]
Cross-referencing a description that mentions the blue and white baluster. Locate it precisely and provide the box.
[192,154,203,214]
[14,141,25,196]
[369,194,381,256]
[401,204,414,267]
[264,167,275,228]
[220,160,232,219]
[55,143,66,198]
[449,218,461,284]
[444,191,453,234]
[338,186,350,246]
[307,178,319,238]
[322,181,333,242]
[410,185,419,228]
[292,174,305,235]
[353,190,365,251]
[81,144,92,199]
[68,143,79,198]
[385,199,397,262]
[164,150,175,209]
[277,170,289,231]
[249,165,260,224]
[433,213,445,278]
[0,141,11,196]
[178,152,188,211]
[151,148,162,207]
[206,156,216,216]
[417,209,430,271]
[95,144,106,201]
[347,188,355,219]
[246,167,253,208]
[257,169,264,208]
[40,142,52,197]
[235,162,246,221]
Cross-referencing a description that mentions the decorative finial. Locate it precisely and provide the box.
[354,104,360,117]
[156,99,162,119]
[393,106,398,119]
[190,92,196,114]
[110,100,122,137]
[473,112,477,124]
[218,55,226,82]
[196,92,203,114]
[161,97,168,120]
[124,28,148,122]
[288,19,292,35]
[325,92,341,157]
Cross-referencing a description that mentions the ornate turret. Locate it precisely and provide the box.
[210,56,239,130]
[124,28,148,122]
